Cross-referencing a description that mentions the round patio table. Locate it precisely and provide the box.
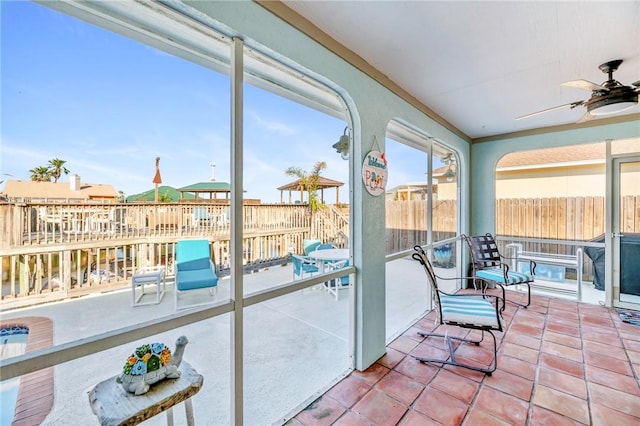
[308,248,350,300]
[307,248,350,270]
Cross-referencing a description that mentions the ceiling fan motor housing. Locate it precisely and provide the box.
[586,85,638,115]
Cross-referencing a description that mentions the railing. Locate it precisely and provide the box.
[496,236,604,301]
[1,202,354,306]
[0,202,318,247]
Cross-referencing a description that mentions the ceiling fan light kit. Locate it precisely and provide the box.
[518,59,639,122]
[587,92,638,116]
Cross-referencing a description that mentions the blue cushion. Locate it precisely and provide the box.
[176,240,211,264]
[440,294,503,328]
[292,255,319,276]
[176,239,218,291]
[176,265,218,291]
[177,257,211,271]
[476,268,532,285]
[303,239,322,255]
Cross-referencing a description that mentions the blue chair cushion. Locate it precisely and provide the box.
[175,239,218,291]
[303,239,322,255]
[176,264,218,291]
[292,255,319,276]
[440,294,503,328]
[177,240,211,264]
[476,268,532,285]
[177,257,212,271]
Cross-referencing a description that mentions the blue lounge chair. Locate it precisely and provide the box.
[175,239,218,310]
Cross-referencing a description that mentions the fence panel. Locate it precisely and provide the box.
[494,196,625,240]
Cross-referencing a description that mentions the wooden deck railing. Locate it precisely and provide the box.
[0,202,351,305]
[0,202,318,247]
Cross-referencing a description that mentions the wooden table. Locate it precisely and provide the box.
[89,361,203,426]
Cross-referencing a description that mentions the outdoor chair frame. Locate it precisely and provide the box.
[412,245,504,375]
[462,233,536,310]
[291,254,319,281]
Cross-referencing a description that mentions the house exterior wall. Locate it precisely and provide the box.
[497,164,640,198]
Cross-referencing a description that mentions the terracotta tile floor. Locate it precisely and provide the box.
[289,292,640,425]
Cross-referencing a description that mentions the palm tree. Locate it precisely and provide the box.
[47,158,70,182]
[29,166,52,182]
[285,161,327,213]
[286,161,327,239]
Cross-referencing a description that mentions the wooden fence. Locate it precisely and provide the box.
[385,200,456,253]
[385,196,640,254]
[497,195,639,238]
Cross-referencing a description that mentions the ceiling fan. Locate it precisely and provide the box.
[516,59,640,123]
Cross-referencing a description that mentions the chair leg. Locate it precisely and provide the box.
[503,282,531,309]
[415,329,497,375]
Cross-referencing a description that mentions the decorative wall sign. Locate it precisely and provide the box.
[362,150,388,196]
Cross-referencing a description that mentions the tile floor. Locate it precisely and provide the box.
[289,291,640,426]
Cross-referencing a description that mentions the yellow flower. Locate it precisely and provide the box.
[142,353,151,362]
[160,349,171,365]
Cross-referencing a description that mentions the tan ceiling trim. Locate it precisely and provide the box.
[472,113,640,144]
[255,1,471,143]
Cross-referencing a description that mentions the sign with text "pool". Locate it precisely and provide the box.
[362,150,388,196]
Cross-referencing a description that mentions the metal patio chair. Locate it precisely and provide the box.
[412,245,504,375]
[462,233,536,310]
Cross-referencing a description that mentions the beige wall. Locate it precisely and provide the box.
[496,163,640,198]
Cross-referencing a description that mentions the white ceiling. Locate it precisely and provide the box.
[282,1,640,140]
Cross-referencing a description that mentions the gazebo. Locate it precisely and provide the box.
[277,176,344,204]
[178,181,231,201]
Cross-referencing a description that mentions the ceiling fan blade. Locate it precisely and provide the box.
[515,101,584,121]
[576,111,594,123]
[562,79,608,92]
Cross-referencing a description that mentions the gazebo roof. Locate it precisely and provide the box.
[178,182,231,193]
[277,176,344,191]
[126,186,194,202]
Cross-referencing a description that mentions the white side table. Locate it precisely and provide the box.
[131,266,166,306]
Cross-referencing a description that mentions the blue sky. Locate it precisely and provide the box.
[1,1,431,203]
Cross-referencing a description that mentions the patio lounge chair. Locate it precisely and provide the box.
[462,233,536,310]
[175,239,218,310]
[412,245,504,375]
